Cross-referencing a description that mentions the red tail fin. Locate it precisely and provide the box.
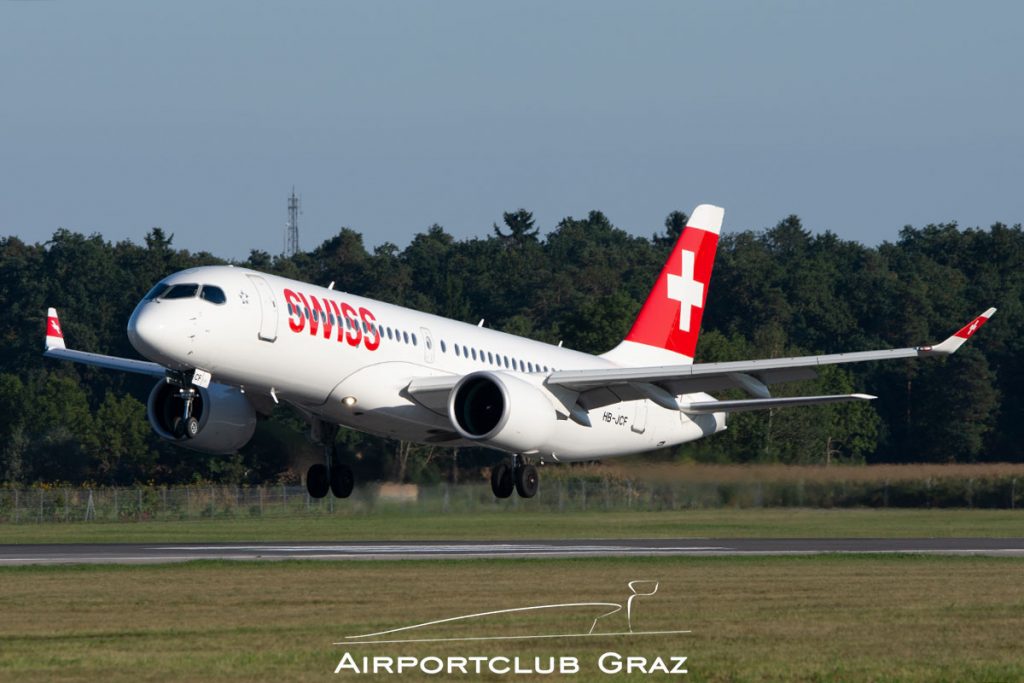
[603,204,723,365]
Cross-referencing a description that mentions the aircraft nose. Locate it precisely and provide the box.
[127,301,176,363]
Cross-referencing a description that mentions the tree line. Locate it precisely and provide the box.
[0,209,1021,485]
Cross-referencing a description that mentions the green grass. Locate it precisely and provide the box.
[1,507,1023,544]
[0,555,1022,682]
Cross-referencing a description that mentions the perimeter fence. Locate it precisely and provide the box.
[0,472,1021,524]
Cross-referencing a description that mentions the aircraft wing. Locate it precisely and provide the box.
[43,307,166,377]
[545,308,996,412]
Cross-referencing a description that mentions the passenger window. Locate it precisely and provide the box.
[161,283,199,299]
[412,334,418,346]
[454,343,460,357]
[440,340,446,353]
[403,331,410,344]
[386,327,393,340]
[471,348,477,361]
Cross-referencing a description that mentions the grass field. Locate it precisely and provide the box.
[0,555,1022,682]
[1,507,1023,544]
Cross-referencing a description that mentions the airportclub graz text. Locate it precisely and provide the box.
[283,288,380,351]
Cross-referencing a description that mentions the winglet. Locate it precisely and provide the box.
[921,307,996,355]
[45,308,66,351]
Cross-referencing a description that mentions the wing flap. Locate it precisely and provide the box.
[681,393,876,414]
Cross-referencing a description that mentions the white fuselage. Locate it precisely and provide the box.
[127,265,725,462]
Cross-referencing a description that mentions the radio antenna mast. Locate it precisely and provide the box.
[284,188,301,257]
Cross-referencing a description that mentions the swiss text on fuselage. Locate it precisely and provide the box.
[283,288,380,351]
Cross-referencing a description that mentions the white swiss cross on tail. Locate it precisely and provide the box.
[45,307,66,351]
[666,248,705,332]
[618,204,724,363]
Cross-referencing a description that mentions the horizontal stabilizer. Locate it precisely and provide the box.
[680,393,876,414]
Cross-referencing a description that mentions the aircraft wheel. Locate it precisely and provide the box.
[306,464,329,499]
[491,463,514,499]
[184,416,200,439]
[172,417,186,438]
[330,464,354,498]
[515,464,539,499]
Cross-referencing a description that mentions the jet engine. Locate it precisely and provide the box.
[147,380,257,454]
[448,371,556,453]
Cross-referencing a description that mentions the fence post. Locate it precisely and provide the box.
[259,487,264,516]
[162,488,167,519]
[113,488,119,521]
[14,489,18,523]
[38,489,43,523]
[137,488,142,521]
[64,489,69,522]
[282,484,287,511]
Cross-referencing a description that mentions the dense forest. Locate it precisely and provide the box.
[1,209,1021,486]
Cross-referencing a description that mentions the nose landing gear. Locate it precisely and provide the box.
[491,455,539,499]
[165,371,202,440]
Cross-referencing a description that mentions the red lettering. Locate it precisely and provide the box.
[340,302,362,347]
[296,292,318,336]
[284,289,304,333]
[359,307,380,351]
[309,296,333,339]
[328,300,346,343]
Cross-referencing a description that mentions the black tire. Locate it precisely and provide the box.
[330,464,354,499]
[172,417,186,438]
[184,416,200,439]
[306,463,329,499]
[515,464,539,498]
[490,463,514,499]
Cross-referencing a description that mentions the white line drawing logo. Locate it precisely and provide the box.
[336,580,690,646]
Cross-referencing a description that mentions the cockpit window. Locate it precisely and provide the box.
[200,285,227,304]
[161,283,199,300]
[143,282,170,301]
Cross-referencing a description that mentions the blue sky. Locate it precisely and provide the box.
[2,1,1021,259]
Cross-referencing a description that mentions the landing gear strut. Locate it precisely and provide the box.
[167,373,200,440]
[305,422,354,499]
[491,455,539,499]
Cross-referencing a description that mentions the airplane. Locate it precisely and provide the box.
[43,204,995,500]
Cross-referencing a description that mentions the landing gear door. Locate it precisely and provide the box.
[420,327,435,363]
[246,275,278,342]
[631,400,648,434]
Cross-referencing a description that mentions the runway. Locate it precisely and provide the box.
[1,538,1023,565]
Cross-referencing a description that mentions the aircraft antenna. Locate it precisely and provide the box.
[284,187,301,257]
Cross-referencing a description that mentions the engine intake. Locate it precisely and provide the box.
[449,372,555,453]
[147,380,257,454]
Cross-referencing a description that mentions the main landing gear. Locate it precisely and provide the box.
[306,423,354,499]
[491,454,538,499]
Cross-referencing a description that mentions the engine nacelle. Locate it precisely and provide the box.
[147,380,257,454]
[448,371,556,453]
